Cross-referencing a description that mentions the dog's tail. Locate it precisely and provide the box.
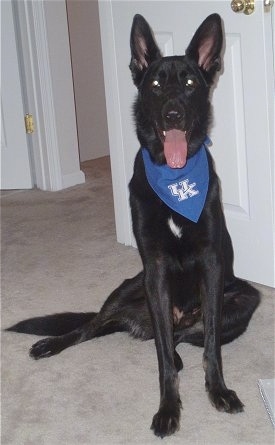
[175,279,261,347]
[5,312,97,336]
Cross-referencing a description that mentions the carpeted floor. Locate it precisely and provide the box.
[1,156,274,445]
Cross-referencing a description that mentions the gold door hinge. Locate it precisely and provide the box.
[24,114,35,134]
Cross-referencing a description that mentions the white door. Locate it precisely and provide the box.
[1,1,32,190]
[99,0,274,286]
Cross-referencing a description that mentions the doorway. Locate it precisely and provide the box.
[66,0,109,162]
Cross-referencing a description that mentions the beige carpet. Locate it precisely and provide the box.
[1,156,274,445]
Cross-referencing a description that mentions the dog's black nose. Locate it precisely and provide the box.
[165,110,183,123]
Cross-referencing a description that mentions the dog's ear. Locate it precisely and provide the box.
[129,14,162,87]
[186,14,223,79]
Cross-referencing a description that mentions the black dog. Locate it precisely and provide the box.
[7,14,260,438]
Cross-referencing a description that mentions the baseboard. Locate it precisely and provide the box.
[62,170,85,190]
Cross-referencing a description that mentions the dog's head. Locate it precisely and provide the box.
[130,14,223,168]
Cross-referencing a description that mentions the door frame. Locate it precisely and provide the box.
[98,0,133,245]
[12,0,84,191]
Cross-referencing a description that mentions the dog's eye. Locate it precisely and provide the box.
[152,80,161,88]
[185,78,197,88]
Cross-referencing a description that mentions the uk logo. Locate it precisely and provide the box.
[168,179,199,201]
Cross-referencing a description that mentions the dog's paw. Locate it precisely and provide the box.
[208,387,244,413]
[29,337,62,360]
[151,401,181,438]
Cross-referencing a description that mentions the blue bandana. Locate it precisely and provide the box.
[142,139,210,223]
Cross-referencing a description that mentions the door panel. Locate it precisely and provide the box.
[99,0,274,286]
[1,1,32,190]
[212,34,249,215]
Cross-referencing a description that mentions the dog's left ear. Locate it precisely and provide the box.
[186,14,223,79]
[129,14,162,87]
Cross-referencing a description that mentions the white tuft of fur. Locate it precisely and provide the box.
[168,217,182,239]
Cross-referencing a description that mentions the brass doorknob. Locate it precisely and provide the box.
[231,0,255,14]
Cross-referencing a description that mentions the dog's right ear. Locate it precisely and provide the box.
[129,14,162,87]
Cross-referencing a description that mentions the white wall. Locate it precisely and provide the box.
[67,0,109,162]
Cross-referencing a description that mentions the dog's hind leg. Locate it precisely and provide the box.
[30,272,154,359]
[29,314,128,359]
[219,278,260,343]
[174,278,260,347]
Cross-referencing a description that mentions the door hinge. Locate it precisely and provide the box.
[264,0,274,10]
[24,114,35,134]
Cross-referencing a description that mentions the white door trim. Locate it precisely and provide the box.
[98,0,133,244]
[28,0,62,190]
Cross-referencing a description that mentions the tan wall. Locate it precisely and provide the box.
[67,0,109,162]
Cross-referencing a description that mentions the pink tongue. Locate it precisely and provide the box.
[164,129,187,168]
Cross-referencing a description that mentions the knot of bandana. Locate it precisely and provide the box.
[142,139,210,223]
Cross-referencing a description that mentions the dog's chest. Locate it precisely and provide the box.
[167,216,183,239]
[165,213,205,251]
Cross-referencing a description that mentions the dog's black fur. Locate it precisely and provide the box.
[7,14,260,438]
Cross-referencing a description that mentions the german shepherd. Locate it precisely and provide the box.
[7,14,260,437]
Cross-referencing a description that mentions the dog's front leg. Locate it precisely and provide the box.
[201,252,244,413]
[144,262,182,437]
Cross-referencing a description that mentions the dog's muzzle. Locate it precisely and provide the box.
[162,100,186,129]
[155,103,189,168]
[165,109,183,125]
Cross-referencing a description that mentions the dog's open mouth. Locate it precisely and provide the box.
[160,129,188,169]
